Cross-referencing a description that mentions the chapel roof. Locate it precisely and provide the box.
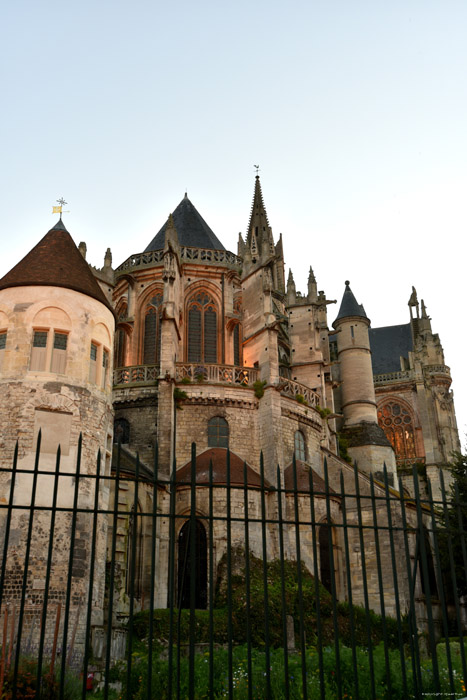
[176,448,271,488]
[144,194,225,252]
[369,323,413,374]
[0,219,114,314]
[283,461,336,494]
[333,281,368,325]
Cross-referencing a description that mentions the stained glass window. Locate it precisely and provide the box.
[377,401,416,460]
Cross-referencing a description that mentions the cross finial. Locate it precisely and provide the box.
[254,164,260,176]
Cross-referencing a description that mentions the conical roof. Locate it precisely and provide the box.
[0,219,114,314]
[333,281,368,326]
[144,194,225,252]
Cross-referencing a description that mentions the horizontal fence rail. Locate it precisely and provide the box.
[0,438,466,699]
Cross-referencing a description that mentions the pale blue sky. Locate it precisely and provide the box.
[1,1,466,441]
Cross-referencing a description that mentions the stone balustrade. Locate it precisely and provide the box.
[278,377,320,407]
[116,246,241,274]
[175,363,259,386]
[113,364,159,386]
[374,370,413,385]
[423,364,451,377]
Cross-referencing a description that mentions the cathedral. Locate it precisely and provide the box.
[0,175,461,649]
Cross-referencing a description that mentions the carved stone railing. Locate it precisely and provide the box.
[423,364,451,377]
[113,365,159,386]
[278,378,320,407]
[116,246,241,274]
[374,370,413,385]
[116,250,164,272]
[175,363,259,386]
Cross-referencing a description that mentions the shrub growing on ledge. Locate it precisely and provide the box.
[253,380,267,399]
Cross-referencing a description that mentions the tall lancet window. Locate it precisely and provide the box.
[187,292,218,364]
[143,292,163,365]
[377,401,416,461]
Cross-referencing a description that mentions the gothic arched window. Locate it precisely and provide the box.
[114,417,130,444]
[377,401,416,460]
[126,504,143,599]
[294,430,306,461]
[187,292,218,364]
[178,519,208,609]
[208,417,229,448]
[143,293,163,365]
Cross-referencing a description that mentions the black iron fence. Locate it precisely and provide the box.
[0,437,467,699]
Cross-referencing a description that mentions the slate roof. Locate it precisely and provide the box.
[369,323,413,374]
[0,219,114,314]
[144,194,225,252]
[333,281,368,325]
[176,448,271,488]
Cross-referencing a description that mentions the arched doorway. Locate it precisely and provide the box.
[177,519,208,609]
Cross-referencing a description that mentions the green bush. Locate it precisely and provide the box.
[253,380,266,399]
[109,641,466,699]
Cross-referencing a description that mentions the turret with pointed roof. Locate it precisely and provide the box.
[332,280,396,477]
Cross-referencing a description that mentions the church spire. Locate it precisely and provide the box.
[246,175,273,257]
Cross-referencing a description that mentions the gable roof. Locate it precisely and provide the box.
[0,219,114,314]
[144,194,225,252]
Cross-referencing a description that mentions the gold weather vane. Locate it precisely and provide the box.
[254,164,260,176]
[52,197,69,215]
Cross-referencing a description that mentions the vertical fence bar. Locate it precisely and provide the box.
[412,464,441,693]
[226,449,233,700]
[147,444,159,700]
[167,459,177,700]
[208,459,215,700]
[243,461,253,700]
[188,443,197,699]
[439,470,467,684]
[36,446,61,696]
[81,450,102,700]
[308,467,325,700]
[398,476,423,696]
[259,453,272,699]
[323,457,342,700]
[426,478,455,694]
[0,442,18,615]
[276,467,290,700]
[103,443,121,700]
[382,466,408,697]
[369,474,392,696]
[339,471,359,700]
[126,454,140,700]
[59,433,83,694]
[353,462,377,700]
[291,455,308,699]
[12,432,42,700]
